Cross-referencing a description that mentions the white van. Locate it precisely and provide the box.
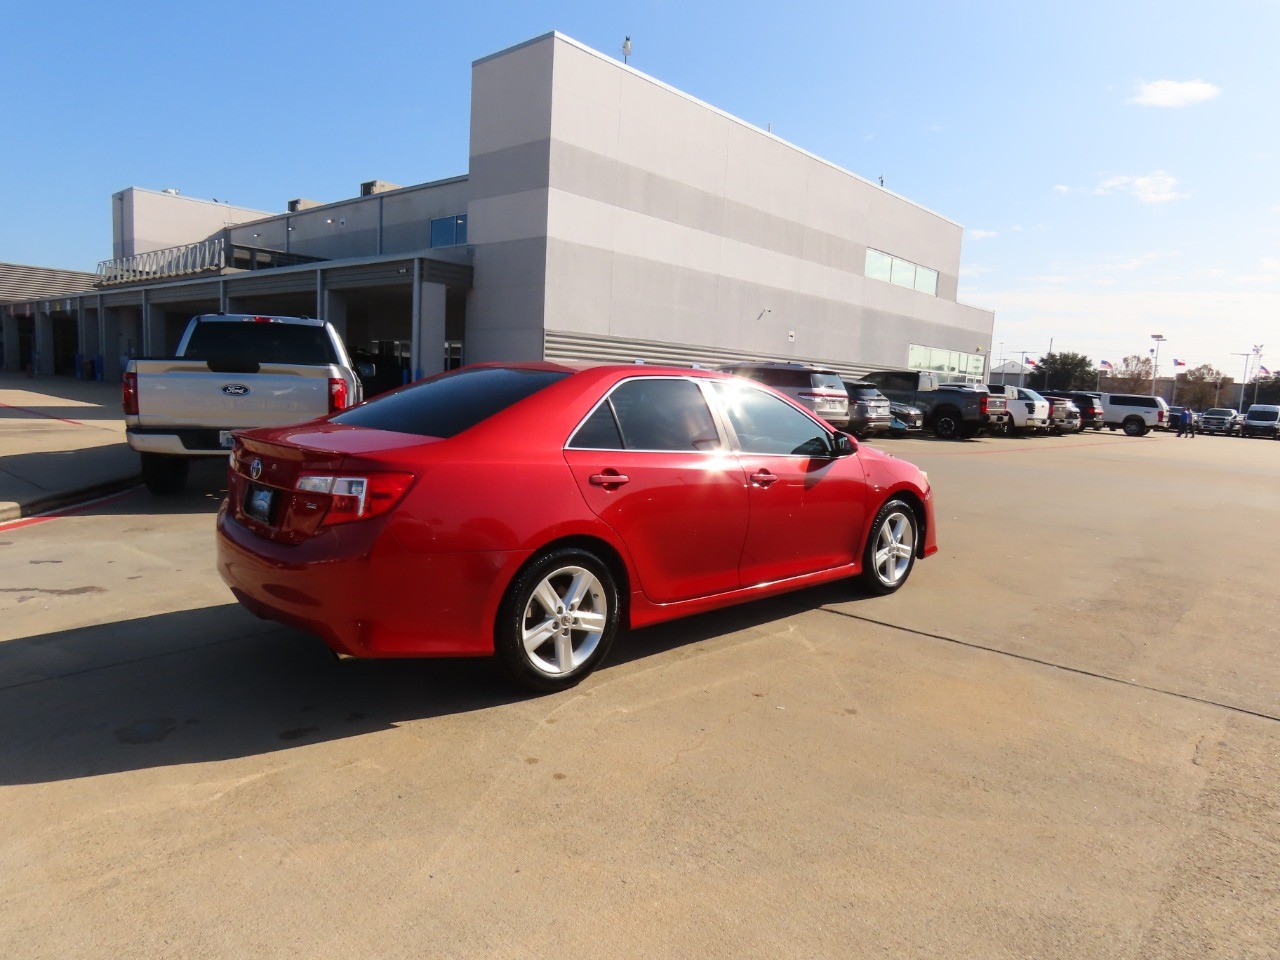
[1241,404,1280,439]
[1099,393,1169,436]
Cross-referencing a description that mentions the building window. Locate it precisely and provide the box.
[430,214,468,248]
[909,344,985,383]
[866,248,938,297]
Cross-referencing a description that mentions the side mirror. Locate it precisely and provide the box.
[356,362,377,379]
[834,432,857,457]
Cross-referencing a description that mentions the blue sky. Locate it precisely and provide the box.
[2,0,1276,378]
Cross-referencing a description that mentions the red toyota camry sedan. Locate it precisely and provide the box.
[217,362,936,692]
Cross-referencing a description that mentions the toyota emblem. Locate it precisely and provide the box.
[249,458,263,480]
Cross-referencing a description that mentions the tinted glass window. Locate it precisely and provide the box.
[600,379,721,451]
[331,367,568,438]
[184,321,337,365]
[712,381,831,457]
[845,385,883,400]
[1250,408,1279,421]
[567,403,624,449]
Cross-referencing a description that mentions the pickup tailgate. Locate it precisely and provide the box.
[131,360,340,431]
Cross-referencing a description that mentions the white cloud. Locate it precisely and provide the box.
[1052,185,1071,194]
[1130,79,1220,107]
[1095,171,1187,203]
[969,229,998,240]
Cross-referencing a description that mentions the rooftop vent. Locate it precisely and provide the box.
[360,180,402,197]
[288,198,322,212]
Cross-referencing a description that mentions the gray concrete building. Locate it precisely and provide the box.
[1,31,993,388]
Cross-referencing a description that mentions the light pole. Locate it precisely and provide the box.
[1149,334,1165,397]
[1232,351,1254,409]
[1251,344,1265,406]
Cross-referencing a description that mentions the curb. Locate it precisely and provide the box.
[0,475,142,524]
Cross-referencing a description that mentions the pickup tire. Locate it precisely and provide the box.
[930,408,962,440]
[1122,416,1148,437]
[141,453,189,495]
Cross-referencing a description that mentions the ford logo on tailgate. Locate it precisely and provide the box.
[222,383,250,396]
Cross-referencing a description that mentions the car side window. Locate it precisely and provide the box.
[712,381,831,457]
[570,379,721,452]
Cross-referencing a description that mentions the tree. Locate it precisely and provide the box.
[1031,352,1095,391]
[1176,364,1226,410]
[1111,354,1153,393]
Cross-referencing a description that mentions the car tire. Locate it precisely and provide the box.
[932,410,962,440]
[1122,416,1146,437]
[495,547,621,693]
[858,498,918,596]
[140,453,189,495]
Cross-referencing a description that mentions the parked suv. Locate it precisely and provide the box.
[1099,393,1168,436]
[717,361,850,429]
[987,384,1050,434]
[842,380,893,438]
[1043,391,1103,431]
[1241,404,1280,439]
[1199,408,1242,436]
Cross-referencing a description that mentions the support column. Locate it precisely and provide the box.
[413,278,447,379]
[34,310,55,375]
[102,307,127,381]
[1,310,19,373]
[142,293,166,356]
[323,288,349,344]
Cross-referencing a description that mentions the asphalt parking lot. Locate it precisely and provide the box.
[2,426,1278,959]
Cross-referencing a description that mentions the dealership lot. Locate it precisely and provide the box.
[2,431,1277,959]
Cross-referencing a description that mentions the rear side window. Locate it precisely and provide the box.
[1110,395,1157,408]
[331,367,568,438]
[183,321,337,365]
[570,379,721,452]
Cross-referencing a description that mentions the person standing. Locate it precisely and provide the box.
[1180,405,1194,438]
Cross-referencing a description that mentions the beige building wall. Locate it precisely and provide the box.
[113,188,273,260]
[467,32,992,370]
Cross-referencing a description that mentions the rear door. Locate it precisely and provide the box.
[564,377,750,604]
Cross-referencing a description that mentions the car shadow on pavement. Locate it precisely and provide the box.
[0,580,879,785]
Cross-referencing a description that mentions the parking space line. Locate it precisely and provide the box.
[819,606,1280,725]
[0,488,141,532]
[0,402,87,426]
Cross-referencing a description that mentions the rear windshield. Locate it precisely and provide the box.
[183,320,337,365]
[846,385,883,400]
[330,367,569,438]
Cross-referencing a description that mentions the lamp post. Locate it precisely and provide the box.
[1232,351,1254,409]
[1252,344,1265,406]
[1149,334,1166,397]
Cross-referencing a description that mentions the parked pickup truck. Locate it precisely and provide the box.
[859,370,1008,439]
[123,314,368,494]
[986,384,1051,434]
[1199,408,1242,436]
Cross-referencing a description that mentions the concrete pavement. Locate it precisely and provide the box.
[0,372,139,522]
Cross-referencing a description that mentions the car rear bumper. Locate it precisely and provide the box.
[216,506,520,657]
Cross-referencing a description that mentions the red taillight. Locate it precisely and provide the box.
[979,394,989,415]
[293,472,414,527]
[328,377,349,413]
[122,372,139,415]
[1157,410,1165,422]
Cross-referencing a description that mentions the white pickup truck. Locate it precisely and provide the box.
[123,314,367,494]
[986,384,1051,434]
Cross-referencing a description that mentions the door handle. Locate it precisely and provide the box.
[750,469,778,487]
[589,472,630,488]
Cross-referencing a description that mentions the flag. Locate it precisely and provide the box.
[1025,357,1037,366]
[1262,365,1273,376]
[1099,360,1113,370]
[1172,359,1187,367]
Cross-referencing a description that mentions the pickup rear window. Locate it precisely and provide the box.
[183,322,338,366]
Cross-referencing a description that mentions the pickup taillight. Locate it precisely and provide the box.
[328,377,350,413]
[979,394,989,415]
[122,372,139,415]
